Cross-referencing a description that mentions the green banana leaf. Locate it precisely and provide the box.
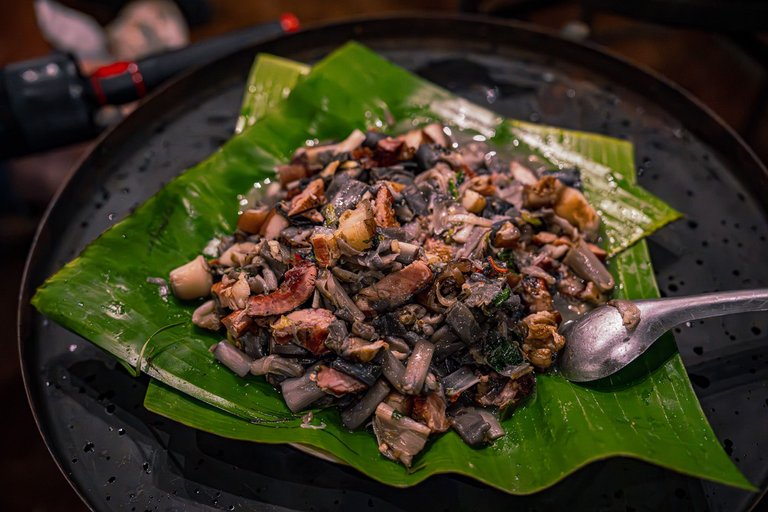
[32,43,751,492]
[143,50,746,492]
[234,54,310,135]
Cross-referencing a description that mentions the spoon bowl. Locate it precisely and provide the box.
[558,289,768,382]
[558,302,646,382]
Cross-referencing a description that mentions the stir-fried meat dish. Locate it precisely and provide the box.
[168,124,615,466]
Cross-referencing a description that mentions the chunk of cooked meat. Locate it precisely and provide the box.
[277,164,310,186]
[523,176,564,209]
[221,309,252,338]
[287,178,325,216]
[315,365,368,395]
[422,123,448,147]
[461,189,486,214]
[169,255,212,300]
[607,299,641,329]
[475,372,535,410]
[521,311,565,369]
[492,221,520,249]
[237,206,270,234]
[423,237,455,263]
[373,402,431,467]
[376,137,404,157]
[310,229,340,267]
[298,208,324,223]
[412,390,450,432]
[336,200,377,251]
[466,175,496,196]
[192,300,220,331]
[247,261,317,316]
[531,231,558,245]
[374,185,400,228]
[259,210,289,240]
[332,336,388,363]
[554,186,599,237]
[519,275,553,313]
[212,273,250,310]
[355,261,434,315]
[270,308,336,355]
[218,242,260,267]
[383,391,413,416]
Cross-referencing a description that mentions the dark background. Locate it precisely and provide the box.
[2,1,766,510]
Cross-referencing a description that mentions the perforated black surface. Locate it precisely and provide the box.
[18,16,768,511]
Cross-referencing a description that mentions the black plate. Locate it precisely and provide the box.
[18,15,768,511]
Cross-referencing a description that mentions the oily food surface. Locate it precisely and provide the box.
[32,43,750,492]
[179,124,617,466]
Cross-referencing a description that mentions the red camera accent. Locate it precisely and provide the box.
[90,61,147,105]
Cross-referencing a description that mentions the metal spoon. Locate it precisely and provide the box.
[558,289,768,382]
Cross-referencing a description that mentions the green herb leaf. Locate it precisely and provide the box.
[483,331,523,372]
[491,287,511,307]
[448,179,459,200]
[520,211,542,227]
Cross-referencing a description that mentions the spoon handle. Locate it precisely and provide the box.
[635,288,768,335]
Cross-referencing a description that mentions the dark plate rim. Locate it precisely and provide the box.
[16,13,768,511]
